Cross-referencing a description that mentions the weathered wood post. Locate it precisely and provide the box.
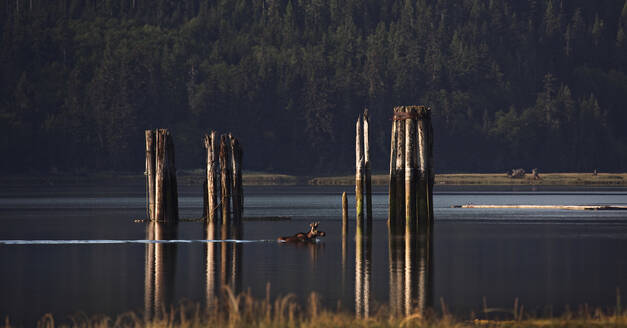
[405,106,418,230]
[388,113,398,223]
[363,109,373,226]
[394,107,406,223]
[427,109,435,228]
[219,134,231,224]
[230,134,243,223]
[342,191,348,235]
[154,129,178,222]
[417,107,430,231]
[355,116,365,232]
[145,130,156,220]
[204,132,219,223]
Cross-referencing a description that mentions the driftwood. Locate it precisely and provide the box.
[508,168,526,178]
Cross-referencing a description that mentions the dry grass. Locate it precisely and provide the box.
[4,288,626,328]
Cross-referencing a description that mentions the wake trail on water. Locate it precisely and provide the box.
[0,239,276,245]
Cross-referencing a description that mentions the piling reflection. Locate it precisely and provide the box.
[144,222,178,321]
[355,230,372,318]
[204,220,243,307]
[388,223,433,316]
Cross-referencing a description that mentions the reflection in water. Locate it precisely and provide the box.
[388,224,433,316]
[144,222,178,321]
[204,221,243,307]
[355,230,372,318]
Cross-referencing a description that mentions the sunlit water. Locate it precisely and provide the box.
[1,184,626,325]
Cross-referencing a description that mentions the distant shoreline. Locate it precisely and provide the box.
[1,172,625,186]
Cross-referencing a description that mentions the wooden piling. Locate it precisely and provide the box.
[154,129,178,222]
[355,116,365,232]
[394,107,406,222]
[219,134,231,224]
[230,134,243,223]
[342,192,348,235]
[405,106,418,229]
[145,130,156,220]
[363,109,373,226]
[427,109,435,228]
[204,132,219,223]
[416,107,429,231]
[388,112,397,223]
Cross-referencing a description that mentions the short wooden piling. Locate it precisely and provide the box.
[363,109,373,225]
[230,134,243,223]
[219,134,231,224]
[342,191,348,235]
[145,130,156,220]
[405,106,417,228]
[204,132,219,223]
[154,129,178,222]
[355,116,365,232]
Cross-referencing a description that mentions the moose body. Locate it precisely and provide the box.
[278,222,326,243]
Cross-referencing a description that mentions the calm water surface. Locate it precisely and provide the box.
[1,184,626,325]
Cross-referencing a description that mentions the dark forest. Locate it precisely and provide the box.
[1,0,626,175]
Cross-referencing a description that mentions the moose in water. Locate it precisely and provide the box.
[278,221,326,243]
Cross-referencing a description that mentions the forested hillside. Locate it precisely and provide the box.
[1,0,626,174]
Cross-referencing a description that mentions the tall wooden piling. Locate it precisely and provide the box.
[363,109,373,225]
[388,114,398,223]
[388,106,433,230]
[230,134,243,223]
[204,132,219,223]
[416,107,430,230]
[154,129,178,222]
[394,107,406,222]
[145,130,156,220]
[427,110,435,228]
[405,106,418,228]
[219,134,231,224]
[355,116,365,232]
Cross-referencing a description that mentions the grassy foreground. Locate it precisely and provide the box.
[309,173,627,186]
[5,289,626,328]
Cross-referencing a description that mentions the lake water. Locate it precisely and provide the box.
[1,184,626,325]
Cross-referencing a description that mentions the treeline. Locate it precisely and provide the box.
[1,0,626,174]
